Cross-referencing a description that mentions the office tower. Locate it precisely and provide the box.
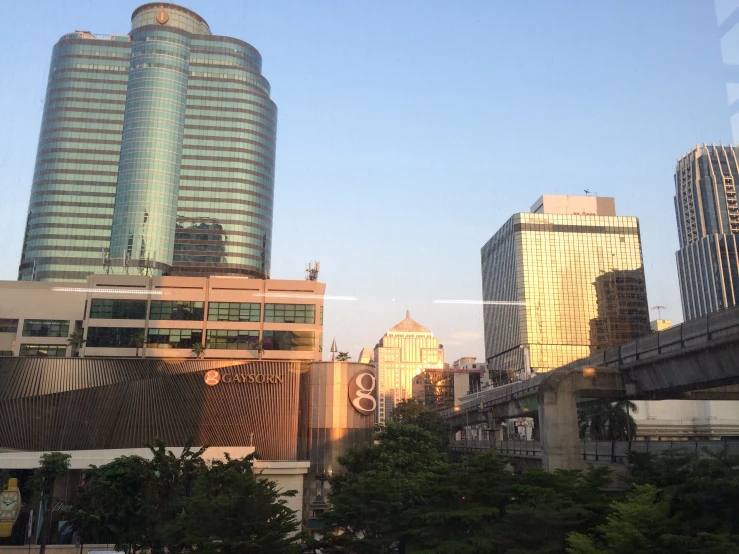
[373,311,444,424]
[481,195,651,386]
[19,3,276,282]
[675,144,739,320]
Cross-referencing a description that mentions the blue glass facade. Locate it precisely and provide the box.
[19,3,276,281]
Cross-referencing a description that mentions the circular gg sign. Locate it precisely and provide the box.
[348,372,376,416]
[204,370,221,386]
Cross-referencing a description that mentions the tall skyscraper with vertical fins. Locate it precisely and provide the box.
[19,3,276,281]
[675,144,739,320]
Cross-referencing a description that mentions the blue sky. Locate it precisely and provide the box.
[0,1,734,362]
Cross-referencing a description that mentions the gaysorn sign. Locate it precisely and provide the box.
[348,372,376,416]
[203,369,284,387]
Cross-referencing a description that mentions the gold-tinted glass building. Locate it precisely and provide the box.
[374,311,444,424]
[481,195,651,386]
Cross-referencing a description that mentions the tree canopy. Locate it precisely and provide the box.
[64,441,300,553]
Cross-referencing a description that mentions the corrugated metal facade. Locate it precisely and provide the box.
[0,358,309,460]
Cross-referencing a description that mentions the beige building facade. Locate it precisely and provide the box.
[374,311,444,424]
[0,274,325,361]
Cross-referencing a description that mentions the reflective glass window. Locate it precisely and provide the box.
[19,344,67,357]
[90,299,147,319]
[262,330,315,351]
[205,329,258,349]
[207,302,260,322]
[22,320,70,338]
[149,301,204,320]
[147,328,202,348]
[264,304,315,324]
[0,319,19,333]
[87,327,144,348]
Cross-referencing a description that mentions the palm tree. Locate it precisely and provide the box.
[336,352,351,361]
[191,342,205,359]
[578,399,637,440]
[66,329,85,357]
[129,331,146,358]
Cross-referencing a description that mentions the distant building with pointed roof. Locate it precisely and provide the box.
[357,348,374,364]
[374,311,444,424]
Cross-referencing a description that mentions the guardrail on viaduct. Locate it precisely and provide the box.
[450,439,739,464]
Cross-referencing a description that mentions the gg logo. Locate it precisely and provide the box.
[348,372,376,416]
[204,370,221,386]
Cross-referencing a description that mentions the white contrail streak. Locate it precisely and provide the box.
[52,287,163,295]
[433,299,527,306]
[255,292,357,301]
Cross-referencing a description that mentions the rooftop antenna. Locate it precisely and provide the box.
[584,189,591,196]
[651,305,668,319]
[306,261,320,281]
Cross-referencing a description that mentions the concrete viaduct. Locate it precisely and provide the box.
[442,305,739,471]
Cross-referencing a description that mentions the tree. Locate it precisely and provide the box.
[67,329,85,357]
[389,397,427,423]
[318,423,448,553]
[170,455,301,553]
[579,399,637,440]
[129,331,146,358]
[567,450,739,553]
[335,352,351,361]
[65,441,207,554]
[317,422,616,553]
[389,398,449,449]
[29,452,71,554]
[191,342,205,359]
[629,449,739,538]
[254,339,264,360]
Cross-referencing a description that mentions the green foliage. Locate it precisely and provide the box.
[630,448,739,537]
[318,423,617,553]
[390,398,427,423]
[170,455,301,554]
[191,342,205,358]
[66,329,85,350]
[335,352,351,361]
[65,441,299,553]
[389,398,450,450]
[129,331,146,357]
[29,452,71,553]
[568,450,739,553]
[578,399,637,440]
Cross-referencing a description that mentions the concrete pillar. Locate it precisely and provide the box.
[539,375,583,471]
[538,365,625,472]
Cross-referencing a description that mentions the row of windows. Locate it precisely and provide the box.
[264,304,315,323]
[89,299,318,323]
[22,320,70,337]
[83,326,315,351]
[150,301,204,320]
[19,344,67,357]
[148,328,201,348]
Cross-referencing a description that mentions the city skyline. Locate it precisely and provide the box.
[0,1,734,361]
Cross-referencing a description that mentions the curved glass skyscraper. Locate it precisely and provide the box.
[19,3,276,281]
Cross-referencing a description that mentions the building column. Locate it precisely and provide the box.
[538,365,625,471]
